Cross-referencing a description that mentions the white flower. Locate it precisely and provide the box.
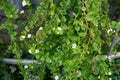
[107,30,110,33]
[109,78,112,80]
[72,43,77,48]
[35,49,39,53]
[49,60,52,63]
[57,27,62,31]
[107,28,114,33]
[110,28,113,31]
[98,75,100,79]
[24,65,28,69]
[27,34,31,38]
[39,27,43,30]
[28,49,32,53]
[55,75,59,80]
[20,10,24,14]
[113,30,116,33]
[108,72,112,75]
[22,0,27,6]
[77,70,81,77]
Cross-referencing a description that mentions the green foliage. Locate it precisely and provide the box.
[0,0,120,80]
[108,58,120,80]
[0,62,12,80]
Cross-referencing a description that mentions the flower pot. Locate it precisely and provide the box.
[30,0,40,6]
[8,0,22,11]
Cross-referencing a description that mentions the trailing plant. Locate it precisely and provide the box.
[0,0,120,80]
[0,0,20,58]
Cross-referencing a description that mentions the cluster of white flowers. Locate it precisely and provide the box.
[76,70,81,77]
[28,49,39,54]
[107,28,116,33]
[72,43,77,48]
[55,75,59,80]
[22,0,27,6]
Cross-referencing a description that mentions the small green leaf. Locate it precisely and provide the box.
[19,35,26,41]
[75,26,80,31]
[96,55,106,61]
[81,6,86,11]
